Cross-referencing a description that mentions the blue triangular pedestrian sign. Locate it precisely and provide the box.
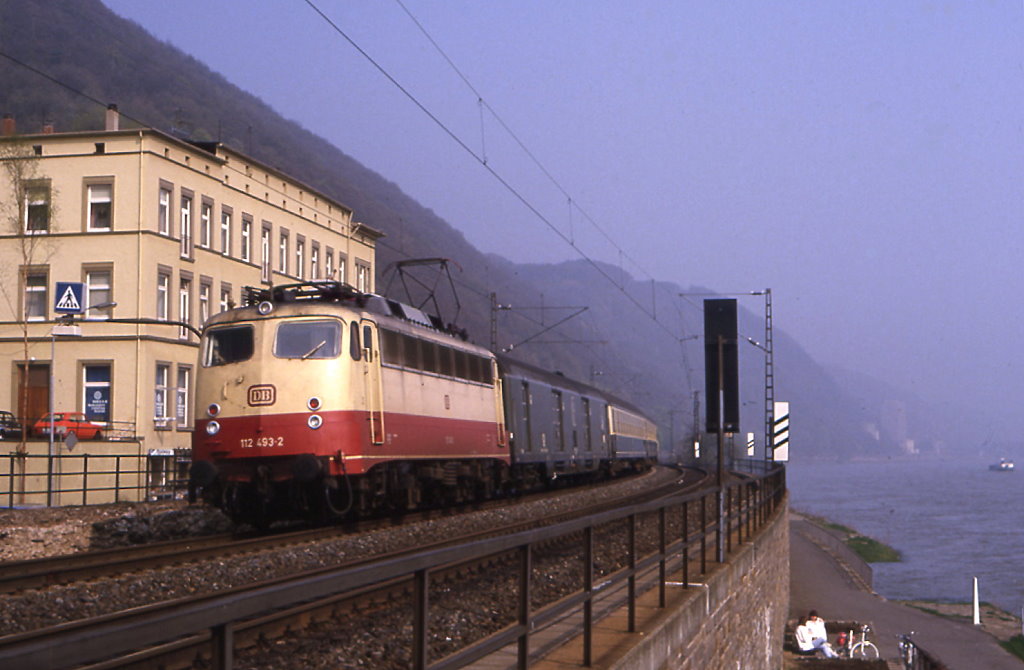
[54,282,85,314]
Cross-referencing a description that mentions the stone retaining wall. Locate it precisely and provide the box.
[609,499,790,670]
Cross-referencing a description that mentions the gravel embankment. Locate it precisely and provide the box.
[0,468,679,647]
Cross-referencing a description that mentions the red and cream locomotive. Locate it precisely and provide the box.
[189,281,657,524]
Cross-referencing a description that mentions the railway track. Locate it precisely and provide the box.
[0,467,697,595]
[0,466,714,669]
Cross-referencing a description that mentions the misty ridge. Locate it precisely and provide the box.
[0,0,988,461]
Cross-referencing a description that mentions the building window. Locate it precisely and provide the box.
[199,281,211,326]
[156,270,170,320]
[87,183,113,231]
[220,208,232,256]
[85,269,113,319]
[25,182,50,233]
[82,364,111,424]
[311,243,320,280]
[356,262,369,292]
[325,248,334,280]
[180,194,193,258]
[278,231,289,275]
[260,225,271,283]
[179,276,192,339]
[296,237,305,280]
[240,216,252,263]
[176,365,191,429]
[158,185,172,236]
[338,254,347,286]
[154,363,170,428]
[199,201,213,249]
[23,268,48,321]
[219,284,232,313]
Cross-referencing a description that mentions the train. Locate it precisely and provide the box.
[188,281,658,524]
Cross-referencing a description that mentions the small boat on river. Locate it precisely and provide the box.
[989,458,1015,472]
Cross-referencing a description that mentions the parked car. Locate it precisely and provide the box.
[32,412,104,440]
[0,411,22,439]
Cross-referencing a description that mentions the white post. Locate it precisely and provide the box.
[973,577,981,626]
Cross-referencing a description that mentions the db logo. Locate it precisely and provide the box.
[248,385,276,406]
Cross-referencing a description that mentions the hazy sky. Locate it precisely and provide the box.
[101,1,1024,422]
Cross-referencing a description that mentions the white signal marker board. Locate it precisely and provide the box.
[773,401,790,462]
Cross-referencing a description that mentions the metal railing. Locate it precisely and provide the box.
[0,465,787,670]
[897,634,949,670]
[0,418,137,442]
[2,451,189,507]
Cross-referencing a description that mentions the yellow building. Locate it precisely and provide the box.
[0,110,380,505]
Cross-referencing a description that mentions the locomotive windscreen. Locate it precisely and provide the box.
[274,320,342,359]
[203,325,254,367]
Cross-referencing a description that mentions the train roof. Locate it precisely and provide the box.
[494,353,651,421]
[238,281,471,342]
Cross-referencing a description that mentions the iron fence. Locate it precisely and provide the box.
[0,464,788,670]
[0,418,137,442]
[2,451,189,507]
[897,634,949,670]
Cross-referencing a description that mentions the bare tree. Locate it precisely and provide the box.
[0,137,56,455]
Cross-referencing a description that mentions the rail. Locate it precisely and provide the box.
[0,465,786,670]
[1,451,189,507]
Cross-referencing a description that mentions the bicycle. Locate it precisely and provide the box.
[839,623,880,659]
[896,632,917,669]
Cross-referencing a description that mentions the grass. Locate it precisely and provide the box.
[802,512,901,563]
[999,635,1024,661]
[845,535,901,563]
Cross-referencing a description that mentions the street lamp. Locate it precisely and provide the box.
[47,301,117,506]
[748,290,774,463]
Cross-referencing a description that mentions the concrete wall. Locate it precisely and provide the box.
[610,501,790,670]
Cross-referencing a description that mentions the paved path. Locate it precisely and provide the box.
[791,515,1021,669]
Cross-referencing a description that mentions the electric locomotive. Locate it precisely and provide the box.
[189,281,657,524]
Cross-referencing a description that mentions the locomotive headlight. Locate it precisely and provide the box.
[257,301,274,315]
[205,420,221,436]
[307,414,323,430]
[307,396,322,411]
[207,403,221,417]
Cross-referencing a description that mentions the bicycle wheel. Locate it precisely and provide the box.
[851,641,880,659]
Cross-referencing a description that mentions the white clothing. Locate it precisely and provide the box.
[794,624,815,652]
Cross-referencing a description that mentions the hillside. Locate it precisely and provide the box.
[0,0,933,460]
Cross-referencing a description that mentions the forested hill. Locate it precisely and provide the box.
[0,0,948,459]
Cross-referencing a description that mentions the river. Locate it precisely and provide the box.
[787,458,1024,615]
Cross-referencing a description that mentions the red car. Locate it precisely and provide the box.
[32,412,104,440]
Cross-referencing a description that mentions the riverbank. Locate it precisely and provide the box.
[790,513,1021,669]
[899,600,1024,658]
[799,512,901,563]
[798,511,1023,650]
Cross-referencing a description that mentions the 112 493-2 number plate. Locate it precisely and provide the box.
[240,436,284,448]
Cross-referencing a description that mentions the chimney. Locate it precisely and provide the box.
[42,120,54,134]
[105,103,120,131]
[2,114,15,136]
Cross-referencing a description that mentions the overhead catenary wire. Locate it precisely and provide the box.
[1,16,696,410]
[0,44,608,365]
[303,0,688,342]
